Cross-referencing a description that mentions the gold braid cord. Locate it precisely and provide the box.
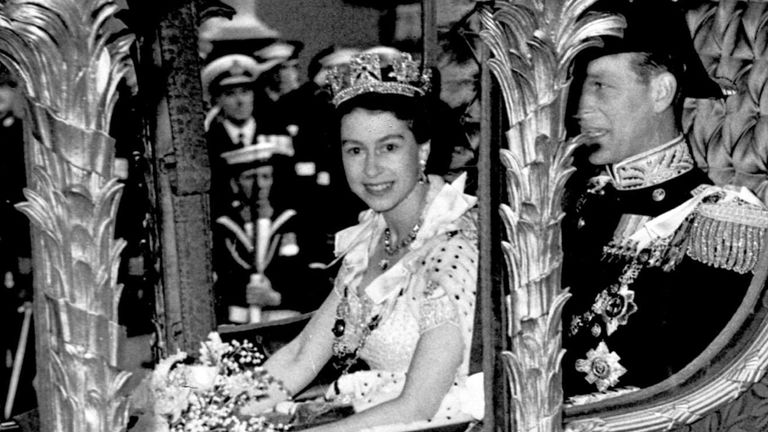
[477,1,622,431]
[0,1,134,431]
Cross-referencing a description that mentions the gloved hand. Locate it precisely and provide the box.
[246,273,282,307]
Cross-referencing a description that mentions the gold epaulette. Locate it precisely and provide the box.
[686,197,768,274]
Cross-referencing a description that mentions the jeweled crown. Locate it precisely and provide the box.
[327,52,432,106]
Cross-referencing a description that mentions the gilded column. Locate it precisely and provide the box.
[477,1,622,431]
[0,1,134,431]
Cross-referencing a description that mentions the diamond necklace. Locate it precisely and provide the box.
[378,222,421,270]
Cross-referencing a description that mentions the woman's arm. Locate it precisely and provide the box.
[303,322,465,432]
[263,288,340,395]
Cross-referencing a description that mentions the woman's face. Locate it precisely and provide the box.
[340,108,429,216]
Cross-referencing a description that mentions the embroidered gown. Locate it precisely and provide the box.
[327,174,480,425]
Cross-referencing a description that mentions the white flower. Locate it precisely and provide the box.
[575,341,627,392]
[137,332,288,432]
[185,365,219,391]
[199,332,228,366]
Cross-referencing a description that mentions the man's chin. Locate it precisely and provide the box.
[583,144,613,166]
[587,155,616,166]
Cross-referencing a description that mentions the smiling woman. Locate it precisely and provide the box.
[338,95,430,219]
[238,51,481,432]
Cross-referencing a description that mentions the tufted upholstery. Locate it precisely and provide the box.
[684,0,768,203]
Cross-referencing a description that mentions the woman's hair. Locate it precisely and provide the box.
[336,93,432,145]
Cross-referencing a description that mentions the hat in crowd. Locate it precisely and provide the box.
[220,136,295,169]
[327,50,432,107]
[309,46,361,86]
[253,40,304,66]
[197,0,280,59]
[201,54,273,97]
[362,46,403,61]
[586,0,722,99]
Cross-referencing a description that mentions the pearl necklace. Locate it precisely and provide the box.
[378,222,421,270]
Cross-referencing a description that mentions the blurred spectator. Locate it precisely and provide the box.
[275,45,365,260]
[444,122,478,196]
[202,53,293,219]
[0,66,36,418]
[424,66,471,179]
[212,145,331,325]
[253,40,304,103]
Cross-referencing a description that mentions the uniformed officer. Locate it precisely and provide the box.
[561,0,768,398]
[202,53,294,219]
[253,40,304,104]
[212,142,332,325]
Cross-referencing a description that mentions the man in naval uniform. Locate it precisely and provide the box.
[212,143,332,325]
[202,53,295,219]
[561,0,768,398]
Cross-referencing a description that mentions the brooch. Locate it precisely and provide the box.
[575,341,627,391]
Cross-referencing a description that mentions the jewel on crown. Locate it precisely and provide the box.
[327,52,432,106]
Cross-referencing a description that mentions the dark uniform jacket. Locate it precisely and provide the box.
[211,155,334,324]
[212,197,333,323]
[561,138,761,397]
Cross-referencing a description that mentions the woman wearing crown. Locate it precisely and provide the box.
[245,51,481,430]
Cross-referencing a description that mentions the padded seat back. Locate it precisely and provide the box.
[684,0,768,202]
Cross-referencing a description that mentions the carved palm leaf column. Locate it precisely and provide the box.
[0,1,134,431]
[477,2,622,431]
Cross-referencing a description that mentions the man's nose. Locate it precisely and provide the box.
[576,99,599,125]
[577,86,598,113]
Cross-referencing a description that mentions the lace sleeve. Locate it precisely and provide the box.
[416,232,478,336]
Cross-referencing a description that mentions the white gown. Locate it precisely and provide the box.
[327,175,481,428]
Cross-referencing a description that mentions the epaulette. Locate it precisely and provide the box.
[685,192,768,274]
[601,185,768,274]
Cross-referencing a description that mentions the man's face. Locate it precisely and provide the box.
[236,165,274,202]
[218,85,254,124]
[276,61,300,96]
[577,53,657,165]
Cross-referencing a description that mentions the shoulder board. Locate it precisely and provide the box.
[685,197,768,273]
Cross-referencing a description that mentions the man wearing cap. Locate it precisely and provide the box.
[253,40,304,103]
[212,143,331,324]
[202,53,293,218]
[561,0,768,398]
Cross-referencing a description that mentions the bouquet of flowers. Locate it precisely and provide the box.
[130,332,292,432]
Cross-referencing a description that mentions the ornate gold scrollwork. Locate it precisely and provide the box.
[0,1,134,431]
[476,1,622,431]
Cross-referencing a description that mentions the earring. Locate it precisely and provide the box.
[418,159,427,184]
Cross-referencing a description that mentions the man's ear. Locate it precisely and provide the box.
[229,178,240,195]
[650,71,677,113]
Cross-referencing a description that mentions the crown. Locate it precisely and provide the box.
[327,52,432,106]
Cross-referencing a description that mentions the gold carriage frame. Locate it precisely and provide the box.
[0,1,766,431]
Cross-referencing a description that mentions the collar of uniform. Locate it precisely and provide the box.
[608,135,693,191]
[223,117,256,146]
